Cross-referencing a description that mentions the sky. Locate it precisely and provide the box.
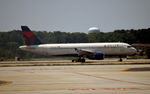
[0,0,150,32]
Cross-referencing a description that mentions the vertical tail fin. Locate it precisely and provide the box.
[21,26,42,45]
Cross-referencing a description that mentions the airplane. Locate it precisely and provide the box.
[19,26,137,62]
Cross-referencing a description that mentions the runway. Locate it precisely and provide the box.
[0,64,150,94]
[0,59,150,67]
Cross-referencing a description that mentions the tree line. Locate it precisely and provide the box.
[0,28,150,59]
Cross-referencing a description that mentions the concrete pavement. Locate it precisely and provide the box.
[0,64,150,94]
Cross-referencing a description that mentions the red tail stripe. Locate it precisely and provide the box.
[23,31,36,45]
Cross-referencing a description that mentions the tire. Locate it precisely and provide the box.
[119,58,122,62]
[72,60,74,62]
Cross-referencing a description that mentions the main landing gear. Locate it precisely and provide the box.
[72,57,85,63]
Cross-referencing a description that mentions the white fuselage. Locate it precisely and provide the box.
[19,42,136,56]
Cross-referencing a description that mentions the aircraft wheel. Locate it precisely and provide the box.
[72,59,75,62]
[119,56,123,62]
[119,58,122,62]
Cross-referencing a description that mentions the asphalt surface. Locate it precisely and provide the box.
[0,59,150,67]
[0,64,150,94]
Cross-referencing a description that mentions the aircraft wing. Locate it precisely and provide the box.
[75,48,95,57]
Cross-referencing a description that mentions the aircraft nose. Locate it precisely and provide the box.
[131,47,137,54]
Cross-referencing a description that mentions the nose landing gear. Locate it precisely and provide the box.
[119,56,123,62]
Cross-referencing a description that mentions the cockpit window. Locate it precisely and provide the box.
[127,46,132,48]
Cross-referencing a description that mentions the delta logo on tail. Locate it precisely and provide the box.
[21,26,42,45]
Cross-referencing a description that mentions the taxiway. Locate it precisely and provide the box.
[0,64,150,94]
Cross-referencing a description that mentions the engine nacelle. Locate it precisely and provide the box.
[87,53,104,60]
